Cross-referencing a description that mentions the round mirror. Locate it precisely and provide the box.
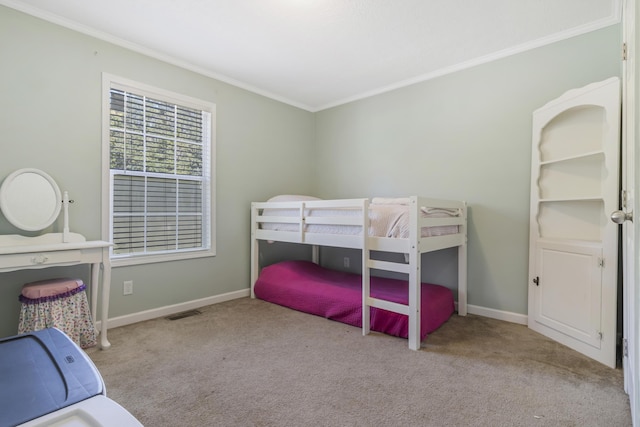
[0,168,62,231]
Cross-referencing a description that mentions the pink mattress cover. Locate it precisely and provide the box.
[254,260,454,340]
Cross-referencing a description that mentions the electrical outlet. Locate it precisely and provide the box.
[123,280,133,295]
[343,257,350,268]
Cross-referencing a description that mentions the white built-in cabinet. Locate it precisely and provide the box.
[528,77,620,368]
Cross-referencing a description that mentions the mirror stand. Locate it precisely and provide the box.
[0,169,113,349]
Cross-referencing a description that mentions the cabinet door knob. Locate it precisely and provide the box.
[611,210,633,224]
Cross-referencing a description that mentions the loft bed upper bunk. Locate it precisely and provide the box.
[250,195,468,350]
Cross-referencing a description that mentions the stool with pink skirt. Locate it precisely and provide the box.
[18,278,97,349]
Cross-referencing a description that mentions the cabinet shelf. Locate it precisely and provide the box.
[538,153,604,200]
[539,150,604,166]
[538,104,605,162]
[536,199,604,241]
[539,197,602,203]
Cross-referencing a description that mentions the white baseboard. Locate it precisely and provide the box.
[458,303,528,325]
[98,291,527,332]
[96,288,250,330]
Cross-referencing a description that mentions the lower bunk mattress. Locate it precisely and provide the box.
[254,260,455,341]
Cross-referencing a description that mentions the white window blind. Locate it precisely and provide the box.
[108,83,213,261]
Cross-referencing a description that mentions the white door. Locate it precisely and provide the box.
[528,77,621,368]
[622,0,638,422]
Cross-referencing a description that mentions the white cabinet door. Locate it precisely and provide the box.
[528,77,620,368]
[533,241,603,349]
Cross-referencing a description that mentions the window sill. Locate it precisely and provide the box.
[111,248,215,267]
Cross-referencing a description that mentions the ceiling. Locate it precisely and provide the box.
[2,0,620,111]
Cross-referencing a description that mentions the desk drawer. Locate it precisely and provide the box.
[0,250,83,270]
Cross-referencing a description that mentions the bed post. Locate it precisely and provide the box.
[250,202,259,298]
[407,197,421,351]
[457,202,468,316]
[362,198,371,337]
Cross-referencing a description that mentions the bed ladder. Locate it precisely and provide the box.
[362,197,423,351]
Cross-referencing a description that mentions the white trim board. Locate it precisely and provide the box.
[97,291,527,333]
[96,289,250,331]
[0,0,622,113]
[464,303,528,325]
[0,0,310,112]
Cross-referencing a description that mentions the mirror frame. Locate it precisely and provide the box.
[0,168,62,231]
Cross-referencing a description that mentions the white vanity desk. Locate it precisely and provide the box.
[0,168,112,349]
[0,233,112,349]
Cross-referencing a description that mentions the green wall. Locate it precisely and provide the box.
[0,4,622,338]
[314,25,621,315]
[0,6,315,338]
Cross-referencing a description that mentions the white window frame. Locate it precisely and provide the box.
[101,73,216,266]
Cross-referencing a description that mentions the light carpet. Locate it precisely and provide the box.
[87,297,631,426]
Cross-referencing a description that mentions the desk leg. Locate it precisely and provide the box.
[100,255,112,349]
[90,262,109,349]
[90,264,98,329]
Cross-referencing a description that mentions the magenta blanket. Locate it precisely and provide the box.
[254,260,454,341]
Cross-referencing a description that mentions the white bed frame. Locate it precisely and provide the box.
[250,196,467,350]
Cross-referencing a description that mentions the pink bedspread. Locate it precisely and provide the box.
[254,260,454,341]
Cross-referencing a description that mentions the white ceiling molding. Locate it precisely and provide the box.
[0,0,310,110]
[0,0,621,112]
[319,10,621,111]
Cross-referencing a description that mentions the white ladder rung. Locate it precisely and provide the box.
[366,296,409,316]
[367,259,410,274]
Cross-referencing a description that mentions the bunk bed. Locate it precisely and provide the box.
[250,195,467,350]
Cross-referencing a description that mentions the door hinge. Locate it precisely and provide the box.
[598,258,605,268]
[624,338,629,357]
[623,43,628,60]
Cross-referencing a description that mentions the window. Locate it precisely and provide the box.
[102,75,215,265]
